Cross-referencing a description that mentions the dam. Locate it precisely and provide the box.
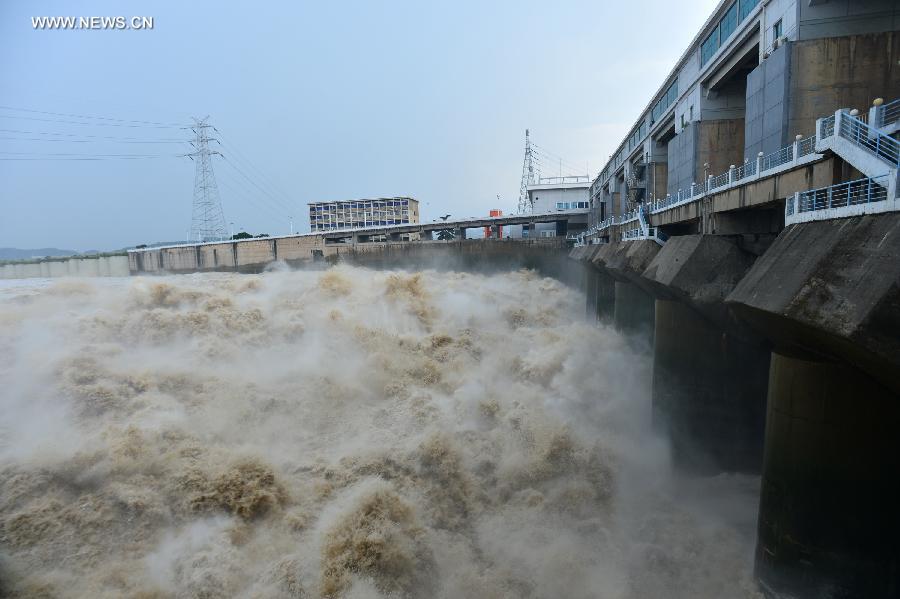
[111,90,900,597]
[2,2,899,597]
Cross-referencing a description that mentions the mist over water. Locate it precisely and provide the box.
[0,266,761,598]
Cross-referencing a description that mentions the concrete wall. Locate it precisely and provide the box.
[798,0,900,40]
[787,32,900,140]
[126,236,577,283]
[667,125,697,196]
[745,42,791,159]
[696,118,746,184]
[235,239,275,269]
[276,235,328,263]
[0,255,130,280]
[323,238,579,283]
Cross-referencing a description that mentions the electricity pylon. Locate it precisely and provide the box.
[186,116,227,241]
[517,129,536,214]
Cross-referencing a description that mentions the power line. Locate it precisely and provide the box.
[0,105,185,127]
[0,136,187,144]
[0,155,174,161]
[0,128,184,141]
[217,173,289,226]
[0,113,185,129]
[0,151,176,157]
[217,166,294,220]
[532,144,586,173]
[531,145,586,175]
[221,155,297,217]
[215,131,300,214]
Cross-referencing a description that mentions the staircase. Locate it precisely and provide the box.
[786,104,900,225]
[815,108,899,201]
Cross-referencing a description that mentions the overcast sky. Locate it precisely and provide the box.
[0,0,718,250]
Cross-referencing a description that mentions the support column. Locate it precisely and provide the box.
[652,300,768,473]
[755,353,900,598]
[595,270,616,324]
[584,267,599,320]
[613,281,654,340]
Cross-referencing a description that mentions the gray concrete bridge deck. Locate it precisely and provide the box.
[321,209,588,241]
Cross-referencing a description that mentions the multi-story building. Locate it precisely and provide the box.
[587,0,900,232]
[308,197,419,232]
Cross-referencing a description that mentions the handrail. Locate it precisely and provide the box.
[820,115,835,138]
[880,98,900,129]
[761,144,794,171]
[838,112,900,167]
[788,175,889,217]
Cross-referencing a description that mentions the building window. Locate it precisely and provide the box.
[739,0,759,21]
[651,80,679,123]
[701,27,719,65]
[773,18,782,41]
[719,2,738,43]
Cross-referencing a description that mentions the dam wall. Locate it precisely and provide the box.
[127,236,580,283]
[0,255,130,280]
[570,211,900,598]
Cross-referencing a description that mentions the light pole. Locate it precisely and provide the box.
[289,216,293,235]
[229,222,234,239]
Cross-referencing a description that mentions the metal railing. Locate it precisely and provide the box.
[797,135,816,157]
[621,225,668,244]
[761,144,794,171]
[880,98,900,129]
[710,171,730,189]
[734,161,756,180]
[791,176,889,216]
[617,207,640,224]
[838,112,900,167]
[820,114,835,138]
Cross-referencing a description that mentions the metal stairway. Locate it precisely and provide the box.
[815,106,899,200]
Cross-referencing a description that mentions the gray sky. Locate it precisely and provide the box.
[0,0,718,250]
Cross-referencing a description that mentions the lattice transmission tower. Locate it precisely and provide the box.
[517,129,536,214]
[186,116,227,241]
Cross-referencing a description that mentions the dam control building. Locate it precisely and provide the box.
[585,0,900,233]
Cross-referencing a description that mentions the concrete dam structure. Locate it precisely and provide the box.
[572,214,900,599]
[0,254,130,280]
[571,96,900,599]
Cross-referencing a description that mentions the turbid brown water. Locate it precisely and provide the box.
[0,266,761,598]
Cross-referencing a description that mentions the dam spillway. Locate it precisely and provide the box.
[0,264,762,598]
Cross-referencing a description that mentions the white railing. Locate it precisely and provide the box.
[786,175,890,224]
[880,98,900,129]
[710,171,730,190]
[820,114,835,138]
[760,144,794,171]
[734,160,756,180]
[837,111,900,167]
[649,131,824,215]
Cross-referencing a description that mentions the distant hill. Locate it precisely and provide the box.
[0,247,79,260]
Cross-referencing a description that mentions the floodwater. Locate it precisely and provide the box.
[0,266,761,598]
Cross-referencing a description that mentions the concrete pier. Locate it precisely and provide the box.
[613,281,655,339]
[652,299,768,473]
[756,352,900,598]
